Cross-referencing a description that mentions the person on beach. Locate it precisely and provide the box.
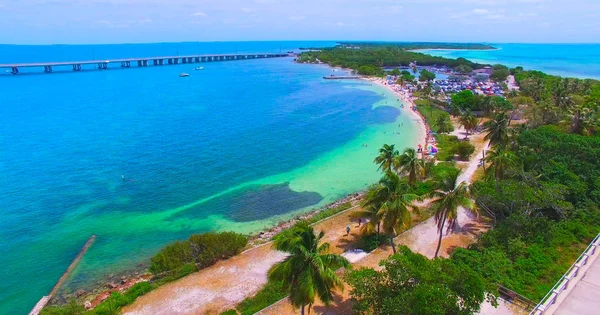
[346,225,351,235]
[357,218,362,227]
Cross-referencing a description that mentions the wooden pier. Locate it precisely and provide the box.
[1,52,291,74]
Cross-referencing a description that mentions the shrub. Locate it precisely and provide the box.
[149,241,193,274]
[435,135,461,161]
[220,310,238,315]
[455,141,476,160]
[360,233,388,252]
[40,300,85,315]
[149,232,248,275]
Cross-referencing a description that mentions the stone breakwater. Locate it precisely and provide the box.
[252,191,364,242]
[56,191,365,310]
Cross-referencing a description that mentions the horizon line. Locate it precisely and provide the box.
[1,40,599,46]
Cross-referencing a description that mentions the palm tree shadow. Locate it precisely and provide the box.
[312,292,354,314]
[335,232,361,252]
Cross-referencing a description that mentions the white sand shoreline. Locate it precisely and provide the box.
[363,77,430,149]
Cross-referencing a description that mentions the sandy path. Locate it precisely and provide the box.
[259,132,501,315]
[123,207,362,315]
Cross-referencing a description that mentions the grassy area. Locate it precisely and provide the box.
[434,134,460,161]
[306,202,352,224]
[234,280,287,315]
[41,282,156,315]
[414,99,454,133]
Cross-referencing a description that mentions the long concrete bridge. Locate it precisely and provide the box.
[1,52,291,74]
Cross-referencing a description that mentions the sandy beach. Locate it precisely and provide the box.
[366,77,430,148]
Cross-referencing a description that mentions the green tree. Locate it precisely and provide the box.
[484,147,518,192]
[363,172,420,253]
[451,90,476,111]
[455,64,473,74]
[435,115,452,134]
[396,148,422,186]
[455,141,476,160]
[268,222,351,315]
[459,110,479,138]
[483,113,510,148]
[419,69,436,82]
[430,172,474,258]
[374,144,399,173]
[346,246,489,315]
[449,103,462,117]
[353,191,384,235]
[490,65,510,82]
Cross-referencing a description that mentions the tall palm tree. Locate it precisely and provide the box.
[374,144,399,173]
[363,172,420,254]
[459,110,478,138]
[351,187,384,235]
[484,147,518,192]
[434,115,452,134]
[268,222,351,315]
[429,172,474,258]
[483,113,510,148]
[396,148,422,186]
[449,104,462,118]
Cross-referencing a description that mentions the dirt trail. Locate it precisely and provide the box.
[259,131,502,315]
[123,208,361,315]
[125,105,498,315]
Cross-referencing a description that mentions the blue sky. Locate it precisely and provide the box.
[0,0,598,44]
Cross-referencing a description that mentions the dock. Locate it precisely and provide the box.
[29,235,97,315]
[323,75,361,80]
[1,53,291,74]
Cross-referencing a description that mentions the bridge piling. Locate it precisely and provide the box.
[1,52,291,74]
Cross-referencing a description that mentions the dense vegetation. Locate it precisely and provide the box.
[149,232,248,275]
[338,46,600,314]
[346,246,492,315]
[297,46,486,76]
[338,42,496,50]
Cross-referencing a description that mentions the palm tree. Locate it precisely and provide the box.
[396,148,422,186]
[420,158,436,180]
[429,172,474,258]
[434,115,452,134]
[484,147,518,192]
[352,189,384,236]
[449,104,462,118]
[483,113,510,148]
[459,110,479,138]
[364,172,419,254]
[374,144,399,173]
[268,222,351,315]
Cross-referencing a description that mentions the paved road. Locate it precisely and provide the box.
[554,254,600,315]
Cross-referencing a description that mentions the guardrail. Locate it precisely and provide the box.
[529,232,600,315]
[498,285,536,311]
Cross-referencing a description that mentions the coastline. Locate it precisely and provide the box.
[364,77,430,149]
[57,71,432,310]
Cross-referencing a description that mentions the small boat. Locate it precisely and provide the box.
[179,72,189,77]
[194,67,204,70]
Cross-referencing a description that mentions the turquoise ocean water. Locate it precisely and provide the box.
[0,41,423,314]
[1,41,598,314]
[418,43,600,80]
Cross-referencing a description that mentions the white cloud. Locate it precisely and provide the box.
[473,8,489,15]
[336,22,344,26]
[241,7,255,13]
[192,11,206,17]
